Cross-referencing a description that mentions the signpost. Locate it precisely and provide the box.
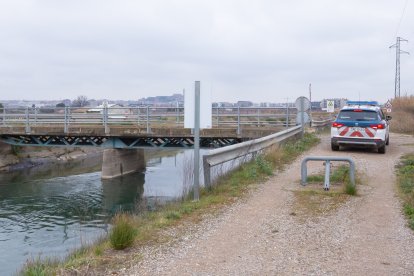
[326,100,335,113]
[295,96,311,138]
[184,81,212,201]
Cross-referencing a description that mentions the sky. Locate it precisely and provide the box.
[0,0,413,104]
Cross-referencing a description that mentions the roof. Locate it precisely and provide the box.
[341,100,381,112]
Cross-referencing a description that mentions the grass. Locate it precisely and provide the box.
[390,96,414,134]
[396,154,414,230]
[306,165,357,195]
[20,132,320,275]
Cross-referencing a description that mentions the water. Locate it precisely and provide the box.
[0,148,196,275]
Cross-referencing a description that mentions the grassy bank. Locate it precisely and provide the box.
[396,154,414,230]
[390,96,414,134]
[21,133,319,275]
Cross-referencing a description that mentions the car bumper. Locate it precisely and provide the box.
[331,137,385,148]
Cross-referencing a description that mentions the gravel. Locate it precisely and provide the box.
[121,133,414,275]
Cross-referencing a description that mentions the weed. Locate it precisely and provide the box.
[109,214,137,250]
[20,257,59,276]
[165,211,181,220]
[396,154,414,230]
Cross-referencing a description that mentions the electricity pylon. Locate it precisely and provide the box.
[390,37,409,98]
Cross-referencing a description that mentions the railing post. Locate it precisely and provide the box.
[2,106,5,126]
[324,160,331,191]
[216,106,219,127]
[64,106,68,133]
[34,107,38,126]
[203,155,211,188]
[146,106,150,133]
[136,106,140,126]
[257,108,260,126]
[237,105,241,135]
[286,102,289,128]
[176,102,179,126]
[104,105,109,134]
[25,107,30,133]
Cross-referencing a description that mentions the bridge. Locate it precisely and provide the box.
[0,105,331,179]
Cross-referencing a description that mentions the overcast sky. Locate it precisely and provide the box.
[0,0,412,103]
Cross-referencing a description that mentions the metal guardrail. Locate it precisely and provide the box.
[311,118,333,128]
[300,156,355,191]
[202,125,302,187]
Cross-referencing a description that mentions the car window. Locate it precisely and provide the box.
[337,110,379,121]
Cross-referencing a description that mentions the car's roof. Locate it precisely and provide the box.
[340,101,381,112]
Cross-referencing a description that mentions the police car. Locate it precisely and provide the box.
[331,101,391,154]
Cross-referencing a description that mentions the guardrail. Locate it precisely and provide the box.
[202,125,302,187]
[311,118,333,128]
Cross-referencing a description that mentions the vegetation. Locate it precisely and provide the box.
[306,165,357,195]
[396,154,414,230]
[109,214,137,250]
[71,95,90,107]
[390,96,414,134]
[20,133,320,274]
[55,103,65,108]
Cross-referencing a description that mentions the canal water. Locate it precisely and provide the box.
[0,149,199,275]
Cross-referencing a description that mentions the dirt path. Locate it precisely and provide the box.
[126,133,414,275]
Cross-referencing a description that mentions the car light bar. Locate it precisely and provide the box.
[347,101,379,106]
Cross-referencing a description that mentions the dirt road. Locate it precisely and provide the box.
[127,133,414,275]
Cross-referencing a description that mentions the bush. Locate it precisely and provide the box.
[109,214,137,250]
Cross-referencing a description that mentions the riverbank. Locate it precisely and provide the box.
[0,141,103,172]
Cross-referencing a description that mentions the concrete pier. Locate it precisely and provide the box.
[101,149,145,179]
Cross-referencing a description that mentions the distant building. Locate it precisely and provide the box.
[237,101,253,107]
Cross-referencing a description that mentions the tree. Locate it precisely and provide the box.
[72,95,89,107]
[56,102,66,108]
[0,102,3,112]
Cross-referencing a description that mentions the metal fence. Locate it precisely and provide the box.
[0,106,302,134]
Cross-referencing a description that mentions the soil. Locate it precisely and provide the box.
[110,132,414,276]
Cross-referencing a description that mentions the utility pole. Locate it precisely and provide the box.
[390,37,409,98]
[309,83,312,112]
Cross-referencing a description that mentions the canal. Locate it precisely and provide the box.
[0,149,197,275]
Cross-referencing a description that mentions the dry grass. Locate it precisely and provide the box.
[390,96,414,134]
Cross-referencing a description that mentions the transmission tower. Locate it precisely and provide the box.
[389,37,409,98]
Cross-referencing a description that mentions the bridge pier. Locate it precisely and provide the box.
[101,149,145,179]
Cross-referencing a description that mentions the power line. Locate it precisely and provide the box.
[389,37,409,98]
[395,0,409,38]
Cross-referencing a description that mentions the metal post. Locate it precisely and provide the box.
[300,98,304,138]
[3,106,6,126]
[104,104,109,134]
[324,160,331,191]
[136,106,140,125]
[194,81,201,201]
[237,105,241,135]
[176,101,179,125]
[25,107,30,133]
[203,155,211,189]
[34,107,38,126]
[286,100,289,128]
[257,108,260,126]
[146,106,150,133]
[216,106,219,127]
[64,106,68,133]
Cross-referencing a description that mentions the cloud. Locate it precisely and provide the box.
[0,0,412,103]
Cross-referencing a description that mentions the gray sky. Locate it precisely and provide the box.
[0,0,412,103]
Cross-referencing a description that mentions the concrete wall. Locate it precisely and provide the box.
[101,148,145,179]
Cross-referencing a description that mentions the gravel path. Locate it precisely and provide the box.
[126,133,414,275]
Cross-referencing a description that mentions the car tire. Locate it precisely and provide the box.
[386,136,389,145]
[378,145,386,154]
[331,144,339,151]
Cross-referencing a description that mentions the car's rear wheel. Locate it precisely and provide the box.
[386,136,390,145]
[331,143,339,151]
[378,145,386,154]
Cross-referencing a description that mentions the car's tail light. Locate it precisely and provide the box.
[332,122,344,128]
[353,109,363,112]
[370,124,385,129]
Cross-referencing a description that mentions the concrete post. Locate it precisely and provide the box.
[101,148,146,179]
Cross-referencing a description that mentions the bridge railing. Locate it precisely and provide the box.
[0,106,332,134]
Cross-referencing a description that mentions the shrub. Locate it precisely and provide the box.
[109,214,136,250]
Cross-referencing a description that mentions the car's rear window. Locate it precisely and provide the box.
[337,110,379,121]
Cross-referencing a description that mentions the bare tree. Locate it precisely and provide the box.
[72,95,89,107]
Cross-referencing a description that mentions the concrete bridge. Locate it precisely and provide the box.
[0,106,330,179]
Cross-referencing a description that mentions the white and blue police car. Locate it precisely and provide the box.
[331,101,392,154]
